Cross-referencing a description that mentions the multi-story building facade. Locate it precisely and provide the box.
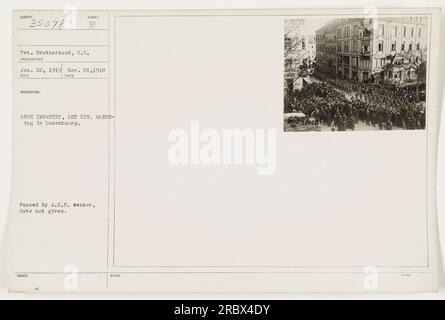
[314,21,338,76]
[315,17,427,84]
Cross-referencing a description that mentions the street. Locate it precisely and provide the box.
[306,75,406,131]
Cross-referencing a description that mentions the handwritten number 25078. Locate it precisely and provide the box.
[28,18,65,29]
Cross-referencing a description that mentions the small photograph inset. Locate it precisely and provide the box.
[284,18,427,132]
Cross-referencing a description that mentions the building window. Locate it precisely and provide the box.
[403,26,406,37]
[352,57,358,66]
[391,41,396,51]
[418,28,421,37]
[411,27,414,37]
[416,43,420,50]
[363,27,372,37]
[409,42,413,51]
[378,24,384,36]
[401,42,405,51]
[363,58,370,69]
[380,58,385,67]
[392,26,397,36]
[378,41,384,52]
[353,41,358,52]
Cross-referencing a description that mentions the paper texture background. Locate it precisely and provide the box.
[8,8,441,292]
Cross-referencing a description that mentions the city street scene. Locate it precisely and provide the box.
[284,17,428,132]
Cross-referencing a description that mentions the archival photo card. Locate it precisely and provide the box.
[8,8,441,293]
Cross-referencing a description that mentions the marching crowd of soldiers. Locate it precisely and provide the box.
[284,79,426,131]
[327,78,426,104]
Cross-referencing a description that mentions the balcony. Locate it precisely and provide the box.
[362,30,372,39]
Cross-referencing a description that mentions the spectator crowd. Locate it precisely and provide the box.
[284,78,426,131]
